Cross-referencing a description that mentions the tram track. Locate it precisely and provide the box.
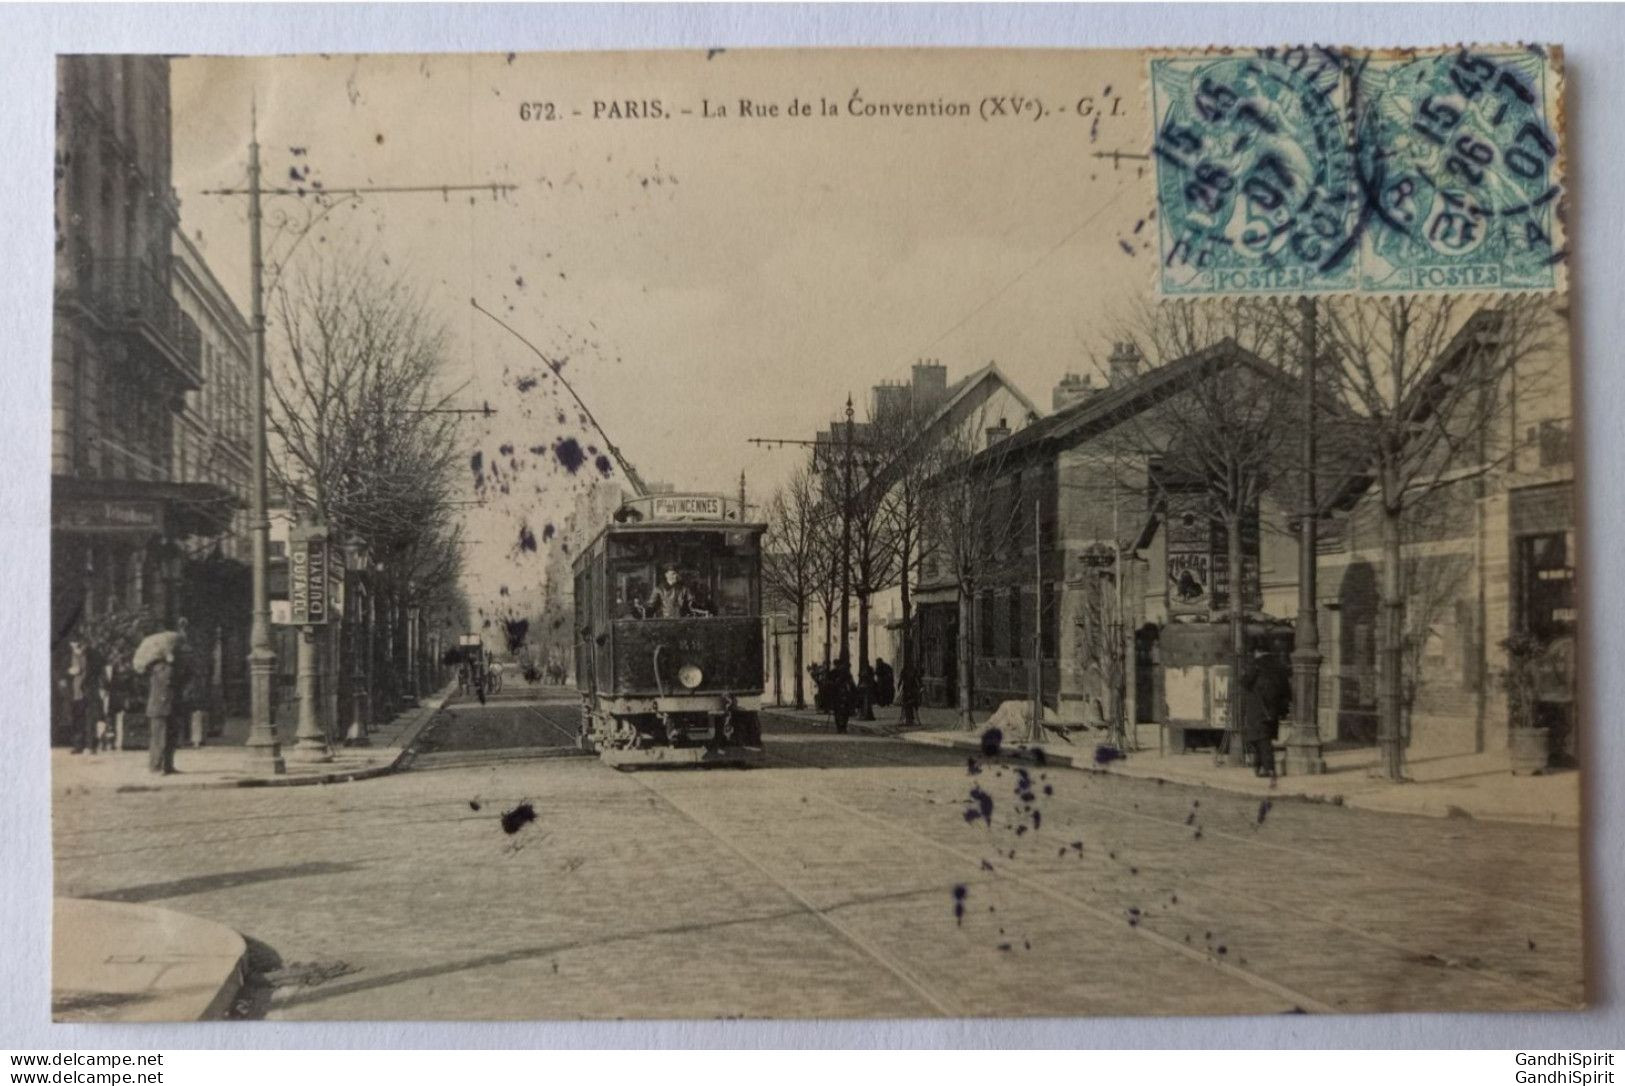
[756,736,1581,1011]
[622,770,963,1017]
[759,725,1575,918]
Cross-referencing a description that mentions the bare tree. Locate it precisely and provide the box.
[870,394,944,726]
[929,406,1026,729]
[1317,293,1559,779]
[268,253,467,693]
[762,464,826,709]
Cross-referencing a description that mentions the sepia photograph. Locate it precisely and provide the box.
[44,42,1585,1024]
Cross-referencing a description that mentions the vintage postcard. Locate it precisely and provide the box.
[49,47,1581,1021]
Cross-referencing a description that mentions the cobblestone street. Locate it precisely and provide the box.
[52,690,1586,1021]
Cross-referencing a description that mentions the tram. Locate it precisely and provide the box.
[572,493,766,767]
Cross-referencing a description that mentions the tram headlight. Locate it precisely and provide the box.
[677,663,704,690]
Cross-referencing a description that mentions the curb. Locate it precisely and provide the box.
[113,689,453,793]
[895,730,1577,828]
[53,898,248,1023]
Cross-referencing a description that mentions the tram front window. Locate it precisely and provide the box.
[608,532,757,619]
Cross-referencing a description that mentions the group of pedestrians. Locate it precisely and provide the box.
[56,618,202,775]
[806,655,905,734]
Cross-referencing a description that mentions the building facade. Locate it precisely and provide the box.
[915,310,1578,767]
[51,56,233,730]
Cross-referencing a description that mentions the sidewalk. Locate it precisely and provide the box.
[52,685,453,794]
[898,726,1582,828]
[52,897,246,1022]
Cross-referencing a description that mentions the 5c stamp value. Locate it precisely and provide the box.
[1150,45,1566,297]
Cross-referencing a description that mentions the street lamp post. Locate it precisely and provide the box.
[1288,296,1327,775]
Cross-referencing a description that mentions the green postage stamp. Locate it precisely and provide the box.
[1150,46,1566,296]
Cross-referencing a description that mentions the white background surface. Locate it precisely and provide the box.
[1,3,1620,1050]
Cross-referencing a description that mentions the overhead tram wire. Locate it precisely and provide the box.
[469,298,651,499]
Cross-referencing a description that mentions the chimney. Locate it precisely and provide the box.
[1108,342,1143,386]
[1053,372,1095,412]
[911,360,948,407]
[872,381,908,420]
[985,417,1011,449]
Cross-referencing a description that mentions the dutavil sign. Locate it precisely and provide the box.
[289,530,333,626]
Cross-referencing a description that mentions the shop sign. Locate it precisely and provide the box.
[53,499,164,535]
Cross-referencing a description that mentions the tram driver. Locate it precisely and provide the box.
[639,562,711,618]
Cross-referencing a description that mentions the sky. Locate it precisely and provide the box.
[170,49,1162,623]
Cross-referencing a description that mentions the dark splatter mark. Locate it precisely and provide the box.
[979,727,1003,758]
[374,133,384,145]
[1118,239,1135,256]
[498,443,514,457]
[1069,840,1083,854]
[952,884,967,926]
[516,376,538,393]
[468,800,481,811]
[980,860,994,872]
[1042,784,1053,796]
[554,437,586,473]
[1031,810,1041,831]
[542,523,556,542]
[966,785,994,827]
[996,943,1012,952]
[517,525,538,552]
[594,454,614,478]
[1257,799,1273,825]
[500,802,537,835]
[1527,937,1537,951]
[1094,745,1123,765]
[1031,747,1047,766]
[966,756,982,776]
[469,451,484,490]
[1216,945,1228,956]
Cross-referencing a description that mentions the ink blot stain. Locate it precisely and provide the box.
[554,437,586,473]
[517,524,538,552]
[503,618,530,653]
[1094,744,1124,765]
[979,727,1004,758]
[1257,799,1273,825]
[952,884,967,926]
[469,800,482,811]
[542,523,556,542]
[516,376,538,392]
[500,802,537,835]
[594,454,614,478]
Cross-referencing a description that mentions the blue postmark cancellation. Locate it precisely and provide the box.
[1150,46,1565,297]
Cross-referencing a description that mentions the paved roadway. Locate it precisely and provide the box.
[52,686,1585,1020]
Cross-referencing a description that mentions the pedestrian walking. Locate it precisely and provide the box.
[60,635,100,754]
[898,660,921,725]
[136,623,190,775]
[810,662,828,713]
[873,657,895,708]
[1238,665,1274,778]
[858,661,876,720]
[828,656,855,734]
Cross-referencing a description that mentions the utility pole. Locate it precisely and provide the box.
[205,108,517,776]
[840,395,855,665]
[1288,296,1327,775]
[243,103,283,775]
[1031,495,1043,744]
[738,470,747,519]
